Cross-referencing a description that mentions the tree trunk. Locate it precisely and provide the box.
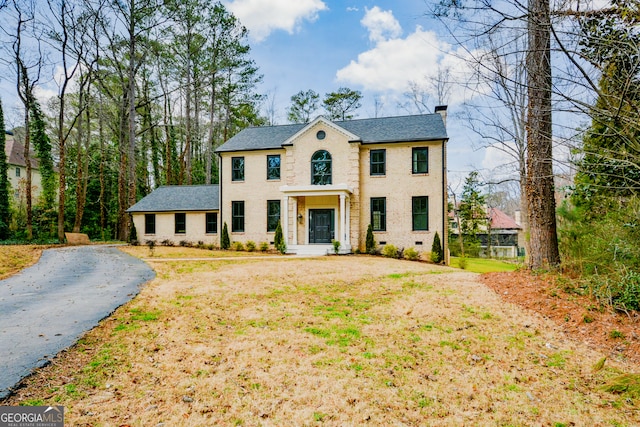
[73,99,90,232]
[125,0,137,241]
[526,0,560,269]
[23,111,33,240]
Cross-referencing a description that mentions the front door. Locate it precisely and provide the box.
[309,209,334,244]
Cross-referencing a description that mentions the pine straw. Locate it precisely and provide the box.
[3,256,639,426]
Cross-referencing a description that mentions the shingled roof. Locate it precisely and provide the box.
[489,207,521,230]
[216,113,447,153]
[126,185,219,213]
[4,134,41,169]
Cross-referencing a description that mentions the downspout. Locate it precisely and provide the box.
[442,138,448,265]
[218,152,223,236]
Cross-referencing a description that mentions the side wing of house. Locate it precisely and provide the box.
[127,185,220,246]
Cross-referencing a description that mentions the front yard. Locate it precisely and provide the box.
[3,252,638,426]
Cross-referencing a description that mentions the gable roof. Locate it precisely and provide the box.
[4,134,41,169]
[489,207,521,230]
[126,185,219,213]
[215,113,448,153]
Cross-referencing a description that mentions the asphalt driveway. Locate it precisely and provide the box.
[0,245,155,399]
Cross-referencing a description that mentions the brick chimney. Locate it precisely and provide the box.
[435,105,448,127]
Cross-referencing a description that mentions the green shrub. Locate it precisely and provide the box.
[382,244,398,258]
[431,231,443,263]
[246,240,256,252]
[366,224,375,254]
[221,222,230,250]
[259,241,269,252]
[458,256,468,270]
[332,239,341,254]
[591,271,640,311]
[404,247,419,260]
[274,220,286,254]
[161,239,174,246]
[232,241,244,251]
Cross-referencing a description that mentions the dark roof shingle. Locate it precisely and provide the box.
[216,113,447,153]
[126,185,219,213]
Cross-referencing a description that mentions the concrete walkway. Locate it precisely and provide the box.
[0,245,155,399]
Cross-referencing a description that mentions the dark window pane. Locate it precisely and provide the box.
[232,201,245,232]
[412,196,428,231]
[267,200,281,232]
[311,150,332,185]
[267,155,281,180]
[145,214,156,234]
[206,212,218,234]
[412,148,428,174]
[370,197,386,231]
[232,157,245,181]
[370,149,386,176]
[175,212,186,234]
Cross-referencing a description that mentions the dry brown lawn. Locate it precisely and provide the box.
[3,253,639,426]
[0,245,43,279]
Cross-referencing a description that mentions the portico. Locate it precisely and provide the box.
[280,184,353,254]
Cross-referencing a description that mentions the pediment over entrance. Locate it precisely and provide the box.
[279,184,353,196]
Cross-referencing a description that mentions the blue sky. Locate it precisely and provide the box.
[224,0,492,178]
[0,0,500,182]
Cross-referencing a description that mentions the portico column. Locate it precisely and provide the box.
[339,194,346,248]
[283,196,289,246]
[345,195,350,247]
[292,197,298,245]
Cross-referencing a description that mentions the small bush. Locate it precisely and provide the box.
[161,239,174,247]
[179,240,192,247]
[130,239,140,246]
[404,247,419,260]
[382,244,398,258]
[197,240,205,249]
[146,240,156,257]
[232,241,244,251]
[259,241,269,252]
[206,244,215,250]
[246,240,256,252]
[274,220,286,254]
[431,231,444,263]
[458,256,468,270]
[591,271,640,311]
[332,239,341,254]
[354,248,361,254]
[221,222,230,250]
[366,224,375,254]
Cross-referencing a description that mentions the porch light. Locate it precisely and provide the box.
[297,213,303,223]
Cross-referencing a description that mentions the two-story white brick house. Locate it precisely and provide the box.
[215,111,448,256]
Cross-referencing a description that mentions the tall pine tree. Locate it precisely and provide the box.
[0,100,10,239]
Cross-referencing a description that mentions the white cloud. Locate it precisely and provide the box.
[336,21,484,107]
[361,6,402,43]
[225,0,328,42]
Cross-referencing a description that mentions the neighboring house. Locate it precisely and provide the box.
[481,207,523,258]
[127,185,219,245]
[214,111,449,256]
[450,206,523,258]
[4,131,44,201]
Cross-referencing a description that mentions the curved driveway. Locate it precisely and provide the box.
[0,245,155,399]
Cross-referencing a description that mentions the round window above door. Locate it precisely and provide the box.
[316,130,326,140]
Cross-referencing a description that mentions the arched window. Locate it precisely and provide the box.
[311,150,332,185]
